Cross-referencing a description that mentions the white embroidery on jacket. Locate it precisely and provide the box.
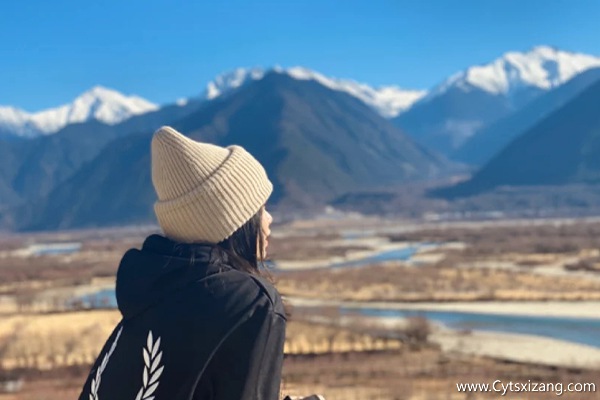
[135,330,165,400]
[89,326,123,400]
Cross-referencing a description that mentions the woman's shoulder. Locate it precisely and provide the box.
[214,265,286,319]
[246,273,286,318]
[203,249,285,318]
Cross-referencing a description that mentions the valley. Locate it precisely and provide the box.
[2,216,600,399]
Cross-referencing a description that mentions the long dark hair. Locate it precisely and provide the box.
[215,206,268,276]
[172,206,271,279]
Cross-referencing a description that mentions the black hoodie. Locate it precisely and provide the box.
[78,234,287,400]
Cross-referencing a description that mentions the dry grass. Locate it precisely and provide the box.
[282,349,600,400]
[5,350,600,400]
[0,311,121,370]
[0,310,405,399]
[277,263,600,302]
[268,233,370,261]
[388,222,600,257]
[0,245,125,290]
[0,310,599,400]
[284,320,402,355]
[0,310,402,371]
[3,318,600,400]
[274,220,600,303]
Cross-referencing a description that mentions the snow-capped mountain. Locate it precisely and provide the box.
[5,47,598,144]
[200,66,426,118]
[0,86,158,138]
[0,68,424,139]
[427,46,600,102]
[395,46,600,158]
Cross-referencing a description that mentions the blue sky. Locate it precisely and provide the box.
[2,0,599,111]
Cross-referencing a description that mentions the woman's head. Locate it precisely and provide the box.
[150,126,273,245]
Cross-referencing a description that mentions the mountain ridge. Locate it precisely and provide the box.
[394,46,600,157]
[453,67,600,165]
[426,46,600,101]
[435,77,600,198]
[0,67,427,139]
[0,86,158,138]
[8,72,451,231]
[199,66,427,118]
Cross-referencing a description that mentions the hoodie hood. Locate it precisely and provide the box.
[116,234,228,319]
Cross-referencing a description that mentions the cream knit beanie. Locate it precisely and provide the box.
[151,126,273,243]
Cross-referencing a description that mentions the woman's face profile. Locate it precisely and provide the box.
[260,207,273,257]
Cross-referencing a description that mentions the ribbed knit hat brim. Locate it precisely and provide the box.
[151,126,273,243]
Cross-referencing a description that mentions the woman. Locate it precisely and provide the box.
[78,126,286,400]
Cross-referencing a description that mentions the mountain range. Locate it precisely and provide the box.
[201,66,427,118]
[436,77,600,198]
[453,67,600,165]
[5,73,449,230]
[0,87,158,139]
[0,67,427,140]
[0,98,204,209]
[394,46,600,156]
[3,45,600,230]
[4,46,599,161]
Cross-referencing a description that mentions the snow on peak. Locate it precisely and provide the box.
[204,67,266,100]
[285,66,426,117]
[429,46,600,98]
[47,85,158,128]
[0,107,30,126]
[201,66,426,117]
[176,98,189,106]
[0,86,158,138]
